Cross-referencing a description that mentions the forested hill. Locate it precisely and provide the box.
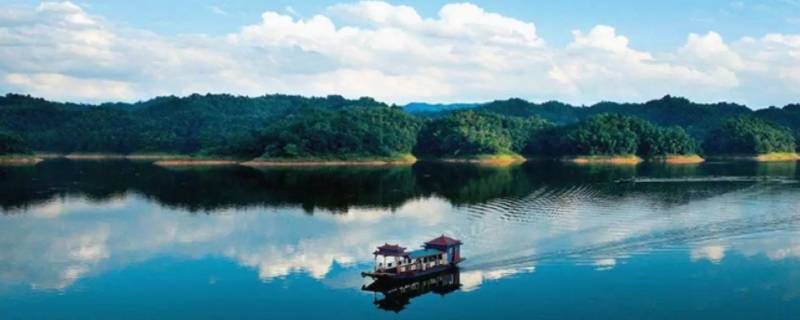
[1,93,799,159]
[0,93,389,156]
[408,96,763,136]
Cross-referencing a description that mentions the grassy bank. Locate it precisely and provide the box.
[19,152,799,167]
[12,152,419,167]
[706,153,800,162]
[30,153,247,166]
[0,155,43,165]
[649,154,705,164]
[565,155,643,165]
[243,154,417,167]
[753,152,800,162]
[44,153,199,161]
[154,159,241,167]
[434,153,525,165]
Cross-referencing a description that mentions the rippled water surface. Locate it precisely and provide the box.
[1,160,800,319]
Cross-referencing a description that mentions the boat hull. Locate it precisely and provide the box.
[361,259,464,281]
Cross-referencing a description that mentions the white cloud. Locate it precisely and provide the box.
[0,1,799,106]
[690,245,726,263]
[329,1,422,27]
[6,73,135,100]
[593,258,617,271]
[36,1,95,26]
[284,6,298,17]
[208,5,228,16]
[570,25,649,59]
[680,32,744,70]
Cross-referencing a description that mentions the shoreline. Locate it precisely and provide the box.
[649,154,705,164]
[564,155,644,165]
[706,153,800,162]
[0,155,44,165]
[433,154,526,166]
[34,153,246,165]
[243,159,417,167]
[61,153,213,161]
[4,152,796,167]
[753,152,799,162]
[154,160,241,167]
[243,154,417,167]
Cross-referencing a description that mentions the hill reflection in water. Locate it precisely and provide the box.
[2,159,796,213]
[1,160,800,317]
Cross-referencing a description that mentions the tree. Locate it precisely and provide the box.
[702,116,795,155]
[0,93,391,156]
[528,114,698,157]
[502,116,552,154]
[0,131,28,155]
[414,111,515,158]
[260,106,421,159]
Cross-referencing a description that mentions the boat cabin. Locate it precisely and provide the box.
[424,234,462,264]
[368,235,463,279]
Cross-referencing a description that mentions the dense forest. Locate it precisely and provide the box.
[413,111,551,158]
[0,93,388,157]
[0,93,799,159]
[702,117,795,155]
[429,95,752,138]
[260,106,420,160]
[0,131,28,155]
[529,114,697,157]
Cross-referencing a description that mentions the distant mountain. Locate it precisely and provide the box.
[475,96,754,138]
[402,96,765,138]
[403,102,480,114]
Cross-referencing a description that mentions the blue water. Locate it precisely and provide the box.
[1,160,799,319]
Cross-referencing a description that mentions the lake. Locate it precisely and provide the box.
[1,159,800,319]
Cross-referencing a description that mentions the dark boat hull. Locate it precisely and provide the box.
[362,268,462,312]
[361,259,464,281]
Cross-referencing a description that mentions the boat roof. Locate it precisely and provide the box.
[406,248,443,259]
[374,243,406,256]
[425,235,462,247]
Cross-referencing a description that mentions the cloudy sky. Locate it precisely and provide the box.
[0,0,799,107]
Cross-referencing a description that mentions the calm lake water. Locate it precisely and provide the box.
[1,160,800,319]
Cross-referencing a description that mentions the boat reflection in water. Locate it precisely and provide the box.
[361,236,465,312]
[362,268,462,312]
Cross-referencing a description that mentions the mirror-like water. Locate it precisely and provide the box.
[1,160,799,319]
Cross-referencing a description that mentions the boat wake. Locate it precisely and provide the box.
[462,212,800,272]
[624,176,798,184]
[455,182,800,273]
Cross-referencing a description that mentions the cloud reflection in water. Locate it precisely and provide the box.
[1,162,800,293]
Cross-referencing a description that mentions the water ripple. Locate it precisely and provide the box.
[459,182,800,273]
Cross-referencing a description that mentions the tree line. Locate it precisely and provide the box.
[0,93,797,159]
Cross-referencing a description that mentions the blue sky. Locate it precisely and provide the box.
[1,1,799,107]
[23,0,800,48]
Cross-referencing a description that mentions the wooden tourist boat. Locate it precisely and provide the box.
[361,235,463,281]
